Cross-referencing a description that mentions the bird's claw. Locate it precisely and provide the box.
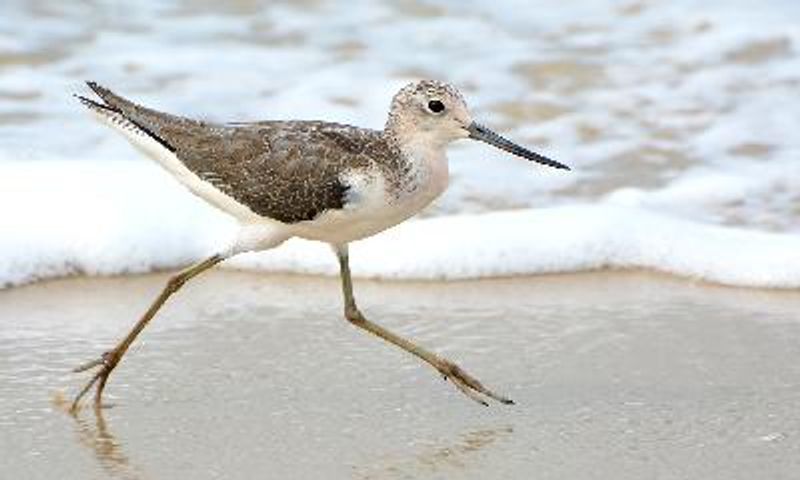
[70,350,118,413]
[73,351,113,373]
[439,360,514,407]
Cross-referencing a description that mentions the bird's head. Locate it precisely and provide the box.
[386,80,569,170]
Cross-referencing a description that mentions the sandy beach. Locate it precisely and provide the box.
[2,270,799,479]
[1,1,799,479]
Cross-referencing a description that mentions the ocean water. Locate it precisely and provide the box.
[0,0,798,288]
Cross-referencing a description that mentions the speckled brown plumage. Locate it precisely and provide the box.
[82,82,410,224]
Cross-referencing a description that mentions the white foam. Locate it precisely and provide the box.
[233,206,800,289]
[0,160,236,287]
[1,160,798,289]
[1,1,799,290]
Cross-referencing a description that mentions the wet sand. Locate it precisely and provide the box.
[1,270,800,479]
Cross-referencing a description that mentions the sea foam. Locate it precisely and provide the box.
[1,0,799,290]
[1,160,798,289]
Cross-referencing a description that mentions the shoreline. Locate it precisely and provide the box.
[6,262,800,294]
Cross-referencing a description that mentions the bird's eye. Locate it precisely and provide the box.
[427,100,445,113]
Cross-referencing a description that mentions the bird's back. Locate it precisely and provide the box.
[79,82,403,224]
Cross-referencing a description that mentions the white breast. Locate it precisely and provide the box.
[293,148,450,245]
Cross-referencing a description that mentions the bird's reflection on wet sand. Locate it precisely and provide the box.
[54,393,143,480]
[353,425,514,479]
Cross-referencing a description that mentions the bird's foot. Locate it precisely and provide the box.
[70,349,120,413]
[438,359,514,407]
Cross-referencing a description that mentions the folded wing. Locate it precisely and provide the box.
[79,82,384,223]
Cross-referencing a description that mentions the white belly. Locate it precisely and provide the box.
[292,152,450,245]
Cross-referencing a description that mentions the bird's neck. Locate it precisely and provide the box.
[389,131,450,201]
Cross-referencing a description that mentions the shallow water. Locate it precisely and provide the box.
[2,271,800,479]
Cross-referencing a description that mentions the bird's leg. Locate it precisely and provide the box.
[334,245,513,406]
[71,254,225,412]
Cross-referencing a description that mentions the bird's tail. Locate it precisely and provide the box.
[76,82,177,152]
[76,81,210,153]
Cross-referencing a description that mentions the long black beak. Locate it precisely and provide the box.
[467,122,570,170]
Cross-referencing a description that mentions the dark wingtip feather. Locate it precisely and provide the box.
[75,86,177,153]
[74,93,117,113]
[85,80,102,93]
[84,81,119,107]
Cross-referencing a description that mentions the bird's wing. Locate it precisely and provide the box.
[78,82,388,223]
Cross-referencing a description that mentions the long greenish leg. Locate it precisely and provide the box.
[334,245,513,406]
[71,254,225,412]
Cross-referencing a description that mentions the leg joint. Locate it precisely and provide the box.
[345,305,366,325]
[166,274,187,292]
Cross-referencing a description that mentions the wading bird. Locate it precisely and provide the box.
[72,80,569,411]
